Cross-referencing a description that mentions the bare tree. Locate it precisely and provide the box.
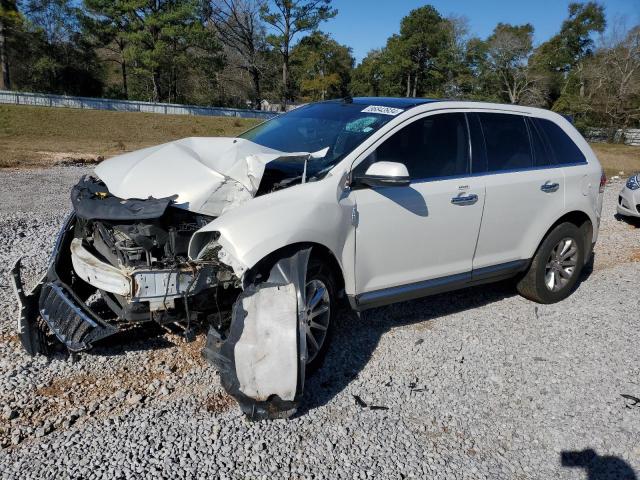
[210,0,267,108]
[483,23,548,106]
[584,22,640,137]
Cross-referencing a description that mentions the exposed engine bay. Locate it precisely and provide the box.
[11,138,328,420]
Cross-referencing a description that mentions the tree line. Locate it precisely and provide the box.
[0,1,638,132]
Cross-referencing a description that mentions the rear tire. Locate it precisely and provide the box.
[517,222,585,304]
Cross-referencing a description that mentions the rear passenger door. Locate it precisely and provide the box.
[470,112,566,272]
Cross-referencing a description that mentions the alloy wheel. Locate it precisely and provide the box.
[304,279,331,364]
[544,238,579,292]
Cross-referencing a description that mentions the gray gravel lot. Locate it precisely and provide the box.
[1,166,639,479]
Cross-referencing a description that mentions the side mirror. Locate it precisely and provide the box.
[352,161,411,188]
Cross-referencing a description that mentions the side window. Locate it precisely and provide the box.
[478,113,533,172]
[526,117,553,167]
[533,118,586,165]
[354,113,470,180]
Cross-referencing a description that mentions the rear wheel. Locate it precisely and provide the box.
[517,222,585,304]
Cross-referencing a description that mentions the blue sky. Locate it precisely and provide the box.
[321,0,640,64]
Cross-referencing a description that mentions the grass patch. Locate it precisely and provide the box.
[1,104,639,176]
[0,104,260,168]
[590,143,640,178]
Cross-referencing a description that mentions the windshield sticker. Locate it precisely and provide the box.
[361,105,404,116]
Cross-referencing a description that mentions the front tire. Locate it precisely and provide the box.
[517,222,585,304]
[304,257,336,374]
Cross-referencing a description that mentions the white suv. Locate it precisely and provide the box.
[12,98,605,419]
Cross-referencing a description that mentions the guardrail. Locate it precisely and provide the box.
[0,90,278,120]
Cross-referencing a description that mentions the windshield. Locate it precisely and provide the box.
[238,102,397,178]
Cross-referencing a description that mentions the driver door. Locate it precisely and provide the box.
[349,112,486,307]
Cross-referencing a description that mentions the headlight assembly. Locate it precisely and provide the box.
[626,174,640,190]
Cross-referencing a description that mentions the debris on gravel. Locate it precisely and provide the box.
[1,167,639,479]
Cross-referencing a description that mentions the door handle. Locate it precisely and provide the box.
[540,182,560,193]
[451,193,478,206]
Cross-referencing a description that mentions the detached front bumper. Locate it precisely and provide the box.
[11,214,120,353]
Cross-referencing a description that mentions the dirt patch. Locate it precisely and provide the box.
[1,332,213,448]
[205,393,235,413]
[630,248,640,262]
[414,321,436,332]
[36,151,104,166]
[591,143,640,178]
[0,333,18,344]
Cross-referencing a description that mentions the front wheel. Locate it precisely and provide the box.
[517,222,585,304]
[303,258,336,374]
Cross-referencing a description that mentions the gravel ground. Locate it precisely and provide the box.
[0,166,639,479]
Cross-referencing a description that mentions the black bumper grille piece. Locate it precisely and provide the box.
[39,282,119,352]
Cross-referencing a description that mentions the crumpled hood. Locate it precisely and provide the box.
[94,137,310,217]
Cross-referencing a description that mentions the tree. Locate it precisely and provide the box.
[260,0,336,108]
[581,24,640,135]
[397,5,449,97]
[291,31,352,100]
[351,6,461,99]
[0,0,19,89]
[13,0,105,96]
[209,0,269,108]
[121,0,222,103]
[82,0,132,98]
[482,23,546,105]
[531,2,605,104]
[350,48,383,96]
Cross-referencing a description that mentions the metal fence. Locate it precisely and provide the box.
[0,90,278,120]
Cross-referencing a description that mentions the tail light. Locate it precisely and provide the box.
[599,170,607,193]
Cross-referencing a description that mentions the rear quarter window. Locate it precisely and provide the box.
[533,118,586,165]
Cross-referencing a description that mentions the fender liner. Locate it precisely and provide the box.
[202,248,311,420]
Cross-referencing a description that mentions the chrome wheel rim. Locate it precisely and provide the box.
[304,279,330,364]
[544,238,578,292]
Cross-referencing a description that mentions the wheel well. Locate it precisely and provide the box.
[540,210,593,261]
[246,242,346,294]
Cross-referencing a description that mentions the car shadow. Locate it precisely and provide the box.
[374,186,429,217]
[561,449,637,480]
[297,278,518,416]
[90,324,179,356]
[298,262,596,416]
[615,213,640,228]
[44,323,179,362]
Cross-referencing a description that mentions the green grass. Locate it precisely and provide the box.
[0,104,260,168]
[1,104,638,176]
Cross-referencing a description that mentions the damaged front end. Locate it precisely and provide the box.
[12,176,240,353]
[12,175,312,420]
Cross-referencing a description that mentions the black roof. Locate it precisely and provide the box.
[325,96,441,109]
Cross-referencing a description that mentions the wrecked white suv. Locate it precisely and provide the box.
[12,98,605,419]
